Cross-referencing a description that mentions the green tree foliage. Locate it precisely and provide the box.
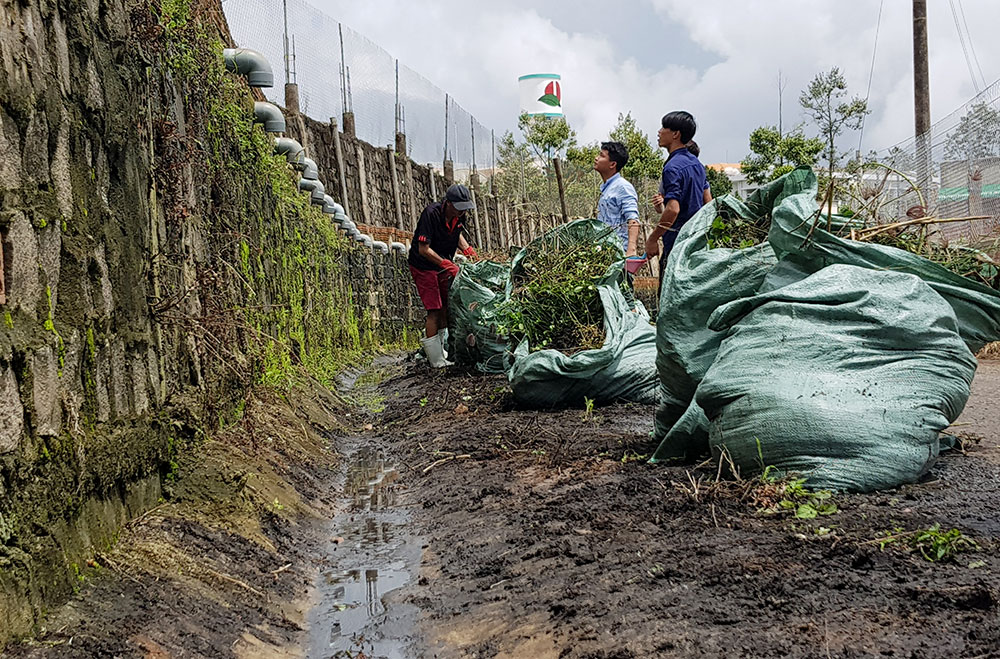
[944,102,1000,162]
[740,125,824,185]
[493,131,532,201]
[881,146,915,172]
[566,142,600,171]
[705,166,733,197]
[799,68,869,182]
[609,112,664,181]
[492,129,598,218]
[494,113,665,222]
[518,113,577,160]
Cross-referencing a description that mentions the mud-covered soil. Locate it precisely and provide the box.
[3,379,363,658]
[7,359,1000,658]
[384,359,1000,658]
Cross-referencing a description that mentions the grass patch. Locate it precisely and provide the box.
[874,524,978,562]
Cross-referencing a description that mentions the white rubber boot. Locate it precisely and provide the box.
[421,334,453,368]
[441,328,450,359]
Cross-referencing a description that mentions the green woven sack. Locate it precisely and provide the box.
[767,168,1000,352]
[697,263,976,492]
[650,170,820,460]
[448,260,511,374]
[506,219,658,407]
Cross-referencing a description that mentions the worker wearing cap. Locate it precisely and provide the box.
[408,183,478,368]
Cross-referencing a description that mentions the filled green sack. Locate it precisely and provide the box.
[448,260,510,374]
[767,169,1000,352]
[506,219,658,407]
[651,169,821,461]
[697,263,977,493]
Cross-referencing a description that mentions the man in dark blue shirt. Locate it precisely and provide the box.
[644,111,708,279]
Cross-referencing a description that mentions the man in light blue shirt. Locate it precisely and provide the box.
[594,141,640,256]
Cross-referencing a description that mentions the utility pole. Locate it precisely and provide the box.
[281,0,299,112]
[913,0,932,199]
[777,70,786,166]
[338,24,347,113]
[282,0,290,82]
[443,94,453,182]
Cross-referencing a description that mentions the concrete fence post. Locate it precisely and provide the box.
[387,147,404,230]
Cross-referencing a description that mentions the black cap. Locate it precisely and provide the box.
[445,184,475,211]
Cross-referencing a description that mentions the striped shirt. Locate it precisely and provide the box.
[597,173,639,251]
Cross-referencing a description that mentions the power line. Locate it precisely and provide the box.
[949,0,981,93]
[957,0,987,90]
[857,0,883,153]
[878,76,1000,154]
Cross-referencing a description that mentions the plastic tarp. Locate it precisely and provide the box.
[650,171,820,460]
[767,169,1000,353]
[506,219,659,408]
[696,263,977,492]
[448,261,510,374]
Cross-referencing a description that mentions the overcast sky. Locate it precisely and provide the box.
[302,0,999,165]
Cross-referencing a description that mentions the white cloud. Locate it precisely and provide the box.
[291,0,1000,165]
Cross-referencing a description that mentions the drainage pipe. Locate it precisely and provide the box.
[299,157,319,180]
[223,48,274,87]
[273,137,305,165]
[253,102,286,132]
[298,178,326,203]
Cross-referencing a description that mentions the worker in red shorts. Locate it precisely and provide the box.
[408,184,477,367]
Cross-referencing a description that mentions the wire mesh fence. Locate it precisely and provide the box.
[869,79,1000,247]
[223,0,497,180]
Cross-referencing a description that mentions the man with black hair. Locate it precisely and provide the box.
[594,141,640,256]
[645,111,708,280]
[408,183,478,368]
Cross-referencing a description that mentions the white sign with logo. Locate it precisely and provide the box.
[518,74,563,117]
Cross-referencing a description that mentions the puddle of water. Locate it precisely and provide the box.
[307,446,421,659]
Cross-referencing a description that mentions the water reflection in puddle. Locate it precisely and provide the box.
[308,446,419,659]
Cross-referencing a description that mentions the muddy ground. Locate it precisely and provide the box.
[385,359,1000,659]
[6,358,1000,658]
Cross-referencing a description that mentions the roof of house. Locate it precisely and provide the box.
[706,163,742,172]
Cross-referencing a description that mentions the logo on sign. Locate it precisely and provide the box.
[537,80,561,108]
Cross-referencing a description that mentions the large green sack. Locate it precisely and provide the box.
[448,261,510,374]
[697,263,977,492]
[506,219,659,407]
[650,170,820,461]
[767,169,1000,352]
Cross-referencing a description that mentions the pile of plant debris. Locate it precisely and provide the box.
[851,221,1000,289]
[706,212,770,250]
[499,234,617,354]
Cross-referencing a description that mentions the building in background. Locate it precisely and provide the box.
[706,163,758,199]
[937,157,1000,242]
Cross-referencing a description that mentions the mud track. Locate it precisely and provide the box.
[7,359,1000,658]
[383,359,1000,658]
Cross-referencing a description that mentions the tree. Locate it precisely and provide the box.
[799,68,869,184]
[493,131,531,201]
[566,142,599,171]
[944,102,1000,162]
[740,125,824,185]
[493,130,550,204]
[608,112,664,181]
[518,113,577,161]
[705,166,733,197]
[881,146,915,172]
